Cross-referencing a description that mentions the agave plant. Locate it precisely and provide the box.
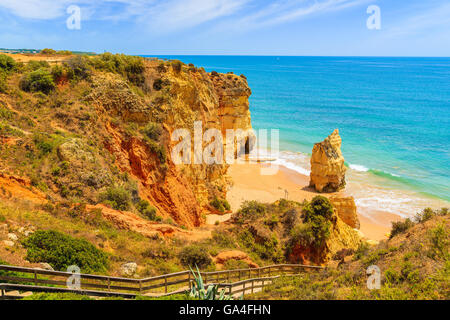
[189,266,233,300]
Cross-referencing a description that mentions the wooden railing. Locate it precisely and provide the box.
[0,264,324,298]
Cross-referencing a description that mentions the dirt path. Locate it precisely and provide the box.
[205,213,232,225]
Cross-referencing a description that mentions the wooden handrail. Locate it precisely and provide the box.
[0,273,306,299]
[0,263,323,296]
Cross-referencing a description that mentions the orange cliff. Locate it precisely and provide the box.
[88,62,255,228]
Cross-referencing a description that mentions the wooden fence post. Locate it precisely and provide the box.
[251,280,254,294]
[188,272,191,288]
[34,270,37,285]
[164,275,168,294]
[107,278,111,291]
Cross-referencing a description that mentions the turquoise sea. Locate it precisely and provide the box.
[151,56,450,218]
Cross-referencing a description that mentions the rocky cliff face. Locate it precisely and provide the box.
[330,196,360,229]
[309,129,346,192]
[89,61,254,227]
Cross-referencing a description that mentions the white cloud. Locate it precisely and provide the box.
[385,2,450,38]
[141,0,248,30]
[229,0,369,30]
[0,0,72,19]
[0,0,149,20]
[0,0,366,32]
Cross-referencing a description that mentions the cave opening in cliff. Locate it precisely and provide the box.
[245,137,250,155]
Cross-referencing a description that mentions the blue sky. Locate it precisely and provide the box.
[0,0,449,56]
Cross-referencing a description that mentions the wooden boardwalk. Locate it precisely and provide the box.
[0,264,324,299]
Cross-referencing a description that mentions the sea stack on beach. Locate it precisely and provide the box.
[309,129,346,192]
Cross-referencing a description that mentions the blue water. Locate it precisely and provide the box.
[150,56,450,203]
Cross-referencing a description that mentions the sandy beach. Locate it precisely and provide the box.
[227,162,402,241]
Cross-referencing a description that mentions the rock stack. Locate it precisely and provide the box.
[330,196,360,229]
[309,129,346,192]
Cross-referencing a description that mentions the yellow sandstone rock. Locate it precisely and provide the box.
[330,196,360,229]
[309,129,346,192]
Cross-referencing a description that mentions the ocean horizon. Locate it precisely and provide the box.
[146,55,450,218]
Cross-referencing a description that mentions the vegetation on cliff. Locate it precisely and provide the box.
[23,230,109,273]
[249,210,449,300]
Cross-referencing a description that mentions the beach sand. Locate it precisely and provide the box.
[227,162,401,241]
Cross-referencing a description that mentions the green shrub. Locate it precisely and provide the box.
[99,186,131,211]
[265,214,279,229]
[40,48,57,55]
[171,60,183,73]
[146,139,167,164]
[210,197,230,213]
[223,259,249,270]
[22,230,108,273]
[295,196,333,248]
[239,230,282,262]
[0,55,16,93]
[237,201,266,219]
[415,208,435,223]
[50,64,64,82]
[90,53,145,86]
[0,104,13,119]
[415,207,448,223]
[141,122,166,163]
[428,223,449,260]
[179,245,212,268]
[302,196,334,221]
[0,121,24,137]
[353,241,370,260]
[289,223,315,247]
[0,70,7,93]
[20,68,55,94]
[136,200,158,220]
[211,231,235,248]
[32,133,57,156]
[57,50,72,55]
[64,55,91,80]
[142,122,162,141]
[0,54,16,72]
[26,60,50,71]
[389,218,415,239]
[384,268,401,284]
